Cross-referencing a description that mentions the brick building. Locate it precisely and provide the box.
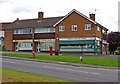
[0,22,11,46]
[4,9,108,54]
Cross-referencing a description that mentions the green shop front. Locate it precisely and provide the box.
[59,40,100,53]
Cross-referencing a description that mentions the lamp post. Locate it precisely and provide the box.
[37,40,40,52]
[93,34,97,55]
[55,34,59,55]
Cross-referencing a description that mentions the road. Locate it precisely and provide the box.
[1,57,118,82]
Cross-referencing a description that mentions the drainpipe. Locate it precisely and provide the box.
[32,28,35,52]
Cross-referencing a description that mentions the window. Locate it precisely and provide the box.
[72,25,77,31]
[14,28,33,34]
[35,27,55,33]
[40,41,55,51]
[97,26,100,31]
[16,42,32,50]
[85,24,91,30]
[49,28,55,32]
[59,26,65,31]
[102,29,107,34]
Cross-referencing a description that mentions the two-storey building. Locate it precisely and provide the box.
[4,9,108,55]
[0,22,11,46]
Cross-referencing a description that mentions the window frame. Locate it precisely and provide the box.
[35,27,55,33]
[85,24,91,30]
[72,25,77,31]
[59,26,65,32]
[14,28,33,34]
[97,26,100,31]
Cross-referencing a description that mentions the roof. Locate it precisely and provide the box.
[5,9,108,31]
[0,22,12,30]
[5,16,63,29]
[53,9,108,31]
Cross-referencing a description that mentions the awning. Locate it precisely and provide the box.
[59,40,95,44]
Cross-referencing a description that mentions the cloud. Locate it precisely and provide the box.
[0,0,119,32]
[11,5,35,13]
[0,0,7,3]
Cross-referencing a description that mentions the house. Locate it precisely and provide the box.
[4,9,108,55]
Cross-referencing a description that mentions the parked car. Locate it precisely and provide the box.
[115,47,120,55]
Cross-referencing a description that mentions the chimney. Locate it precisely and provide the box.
[38,12,44,20]
[89,13,95,21]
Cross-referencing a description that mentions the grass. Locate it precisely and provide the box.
[2,68,68,82]
[2,53,119,67]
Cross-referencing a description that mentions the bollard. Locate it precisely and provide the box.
[32,51,36,57]
[80,56,83,61]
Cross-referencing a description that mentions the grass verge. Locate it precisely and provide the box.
[2,53,119,67]
[2,68,68,82]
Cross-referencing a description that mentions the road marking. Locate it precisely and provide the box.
[58,62,67,64]
[43,66,100,75]
[3,60,16,64]
[65,65,119,72]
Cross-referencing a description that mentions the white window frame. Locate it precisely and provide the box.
[72,25,77,31]
[59,26,65,31]
[35,27,55,33]
[85,24,91,30]
[97,26,100,31]
[14,28,33,34]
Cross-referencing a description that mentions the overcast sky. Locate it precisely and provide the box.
[0,0,119,32]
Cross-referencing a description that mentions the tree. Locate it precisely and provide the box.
[107,32,120,54]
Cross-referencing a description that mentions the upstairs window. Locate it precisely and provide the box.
[102,29,107,34]
[14,28,33,34]
[97,26,100,31]
[72,25,77,31]
[59,26,65,31]
[85,24,91,30]
[35,27,55,33]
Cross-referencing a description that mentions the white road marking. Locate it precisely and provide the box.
[58,62,67,64]
[43,66,100,75]
[3,60,16,64]
[65,65,119,72]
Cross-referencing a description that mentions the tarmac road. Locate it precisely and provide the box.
[2,57,119,82]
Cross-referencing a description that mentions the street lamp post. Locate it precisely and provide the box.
[55,33,59,55]
[93,34,97,55]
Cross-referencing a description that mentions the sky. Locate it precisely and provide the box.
[0,0,119,32]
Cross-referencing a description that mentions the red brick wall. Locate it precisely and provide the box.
[55,11,102,51]
[4,30,13,51]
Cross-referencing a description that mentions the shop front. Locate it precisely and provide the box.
[59,40,100,53]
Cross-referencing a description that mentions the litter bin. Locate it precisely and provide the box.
[55,51,58,55]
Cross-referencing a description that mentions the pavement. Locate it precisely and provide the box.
[1,55,118,70]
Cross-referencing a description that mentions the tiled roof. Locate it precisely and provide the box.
[0,22,12,30]
[5,9,108,31]
[5,16,64,29]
